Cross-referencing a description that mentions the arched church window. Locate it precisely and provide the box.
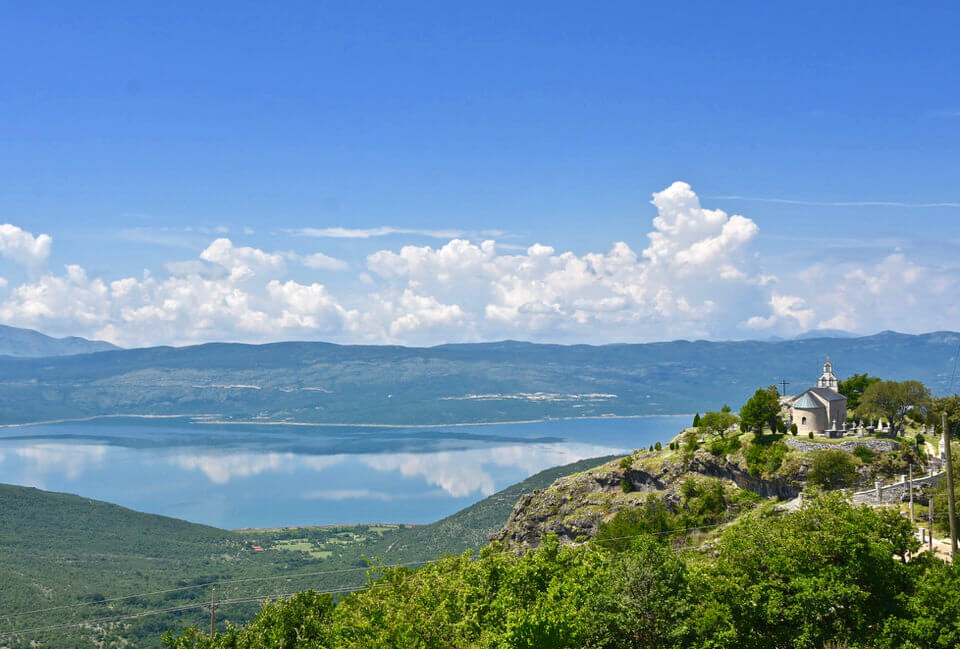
[801,417,807,425]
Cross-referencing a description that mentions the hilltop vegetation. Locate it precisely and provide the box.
[492,421,929,550]
[162,495,960,649]
[0,330,956,424]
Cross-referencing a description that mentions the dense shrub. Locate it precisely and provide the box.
[853,445,876,463]
[163,494,956,649]
[707,435,740,457]
[742,437,788,476]
[806,449,859,490]
[596,479,757,551]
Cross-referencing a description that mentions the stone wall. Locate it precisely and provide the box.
[851,471,945,505]
[785,438,899,454]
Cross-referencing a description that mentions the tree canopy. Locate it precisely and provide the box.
[739,386,781,433]
[859,380,931,433]
[806,449,859,490]
[930,394,960,430]
[697,410,740,437]
[162,493,958,649]
[838,372,881,412]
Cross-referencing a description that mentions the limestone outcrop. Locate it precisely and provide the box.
[491,449,802,550]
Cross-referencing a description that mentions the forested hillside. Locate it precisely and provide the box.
[162,495,960,649]
[0,330,955,424]
[0,456,614,648]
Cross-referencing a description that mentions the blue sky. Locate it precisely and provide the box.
[0,1,958,347]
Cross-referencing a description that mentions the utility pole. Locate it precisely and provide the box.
[778,379,790,395]
[909,463,915,523]
[210,586,216,636]
[943,412,958,560]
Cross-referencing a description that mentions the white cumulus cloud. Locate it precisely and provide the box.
[1,182,955,346]
[300,252,349,271]
[0,224,52,269]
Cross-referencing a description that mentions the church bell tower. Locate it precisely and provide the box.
[817,358,839,391]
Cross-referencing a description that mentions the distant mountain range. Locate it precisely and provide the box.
[0,329,956,425]
[0,324,118,358]
[792,328,861,340]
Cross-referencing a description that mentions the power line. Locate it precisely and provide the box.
[0,586,371,640]
[2,520,731,623]
[0,561,431,621]
[949,337,960,394]
[5,510,948,643]
[0,523,732,637]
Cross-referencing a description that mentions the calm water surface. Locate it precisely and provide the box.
[0,416,686,529]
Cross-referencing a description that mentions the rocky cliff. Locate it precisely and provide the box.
[491,446,803,550]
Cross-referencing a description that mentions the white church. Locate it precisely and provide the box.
[787,359,848,436]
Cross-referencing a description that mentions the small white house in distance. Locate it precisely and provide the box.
[788,359,848,436]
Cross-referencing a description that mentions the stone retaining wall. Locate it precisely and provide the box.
[785,438,899,454]
[852,471,945,505]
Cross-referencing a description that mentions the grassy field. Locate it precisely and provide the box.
[0,454,616,649]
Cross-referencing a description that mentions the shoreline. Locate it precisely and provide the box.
[233,522,420,532]
[0,412,692,431]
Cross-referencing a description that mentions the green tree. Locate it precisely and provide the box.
[681,429,700,464]
[880,558,960,648]
[698,410,740,437]
[930,394,960,431]
[160,492,952,649]
[692,412,701,428]
[806,449,859,490]
[739,386,781,433]
[689,494,919,649]
[590,535,691,649]
[929,441,960,535]
[860,380,932,434]
[838,372,881,412]
[162,590,334,649]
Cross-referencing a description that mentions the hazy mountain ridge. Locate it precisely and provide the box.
[0,330,956,425]
[0,324,118,358]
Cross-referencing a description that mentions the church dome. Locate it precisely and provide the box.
[793,393,821,409]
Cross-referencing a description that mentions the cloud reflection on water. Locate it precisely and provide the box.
[303,488,398,501]
[361,442,619,497]
[0,416,682,527]
[164,441,622,498]
[14,443,108,480]
[168,452,345,484]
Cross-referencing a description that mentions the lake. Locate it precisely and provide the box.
[0,415,687,529]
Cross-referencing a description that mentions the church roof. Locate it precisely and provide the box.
[808,387,846,402]
[793,393,822,409]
